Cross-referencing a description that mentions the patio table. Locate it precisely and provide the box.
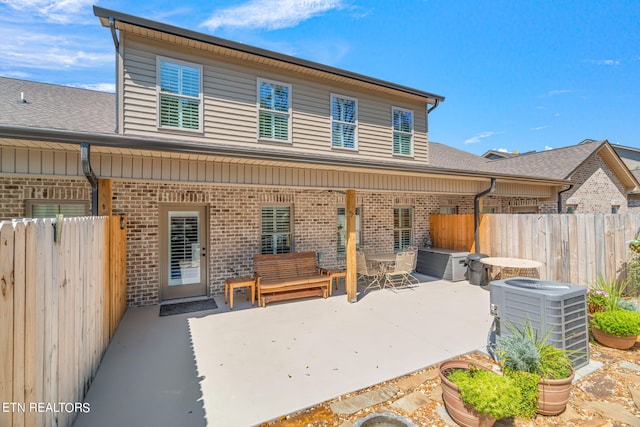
[366,253,397,288]
[479,257,542,279]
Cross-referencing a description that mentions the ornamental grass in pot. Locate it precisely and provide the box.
[591,309,640,350]
[496,322,575,416]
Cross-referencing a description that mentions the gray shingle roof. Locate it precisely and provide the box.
[428,142,492,170]
[482,140,606,179]
[429,140,614,181]
[0,77,115,134]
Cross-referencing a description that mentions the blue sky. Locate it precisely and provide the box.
[1,0,638,155]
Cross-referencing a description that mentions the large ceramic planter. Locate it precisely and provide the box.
[439,360,496,427]
[592,325,638,350]
[537,369,575,416]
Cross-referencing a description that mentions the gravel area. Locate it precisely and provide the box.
[261,341,640,427]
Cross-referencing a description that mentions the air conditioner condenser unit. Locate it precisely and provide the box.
[489,277,589,369]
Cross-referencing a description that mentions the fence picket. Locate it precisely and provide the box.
[430,213,640,286]
[12,221,26,427]
[0,216,126,427]
[24,221,37,427]
[0,222,15,427]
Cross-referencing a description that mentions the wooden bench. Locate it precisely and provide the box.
[253,252,331,307]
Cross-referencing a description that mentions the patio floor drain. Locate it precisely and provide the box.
[353,412,417,427]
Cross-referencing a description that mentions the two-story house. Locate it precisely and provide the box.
[0,7,570,306]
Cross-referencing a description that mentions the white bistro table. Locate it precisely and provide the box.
[479,257,542,279]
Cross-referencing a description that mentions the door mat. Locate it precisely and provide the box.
[159,299,218,317]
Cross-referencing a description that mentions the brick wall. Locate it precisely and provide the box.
[109,181,445,306]
[5,173,615,307]
[0,176,91,221]
[561,152,629,214]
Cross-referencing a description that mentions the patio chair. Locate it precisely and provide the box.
[357,251,383,293]
[384,251,419,290]
[404,247,418,271]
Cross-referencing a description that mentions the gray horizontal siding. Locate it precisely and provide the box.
[121,35,430,164]
[0,146,556,198]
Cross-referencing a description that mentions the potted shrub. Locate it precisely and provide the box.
[496,322,575,416]
[591,309,640,350]
[586,288,609,317]
[439,359,538,427]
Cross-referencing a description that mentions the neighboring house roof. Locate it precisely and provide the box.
[429,142,492,170]
[93,6,444,105]
[0,77,115,134]
[483,140,608,180]
[611,143,640,193]
[481,150,518,160]
[430,139,639,191]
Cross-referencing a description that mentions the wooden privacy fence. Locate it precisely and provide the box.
[478,214,640,285]
[0,216,126,427]
[430,213,477,251]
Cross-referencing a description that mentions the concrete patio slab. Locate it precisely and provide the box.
[74,277,492,427]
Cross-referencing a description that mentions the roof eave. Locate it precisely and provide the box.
[93,6,444,103]
[0,125,569,186]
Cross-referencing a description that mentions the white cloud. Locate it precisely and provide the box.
[201,0,344,30]
[588,59,620,66]
[555,112,560,117]
[496,148,508,153]
[464,131,502,144]
[68,82,116,93]
[0,29,112,70]
[530,125,548,131]
[0,0,94,23]
[546,89,572,97]
[544,145,553,150]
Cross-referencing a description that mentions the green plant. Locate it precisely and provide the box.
[628,235,640,253]
[537,344,573,380]
[593,275,628,311]
[618,298,639,312]
[448,365,534,419]
[496,330,540,373]
[592,310,640,337]
[586,288,609,314]
[496,321,574,380]
[507,370,540,419]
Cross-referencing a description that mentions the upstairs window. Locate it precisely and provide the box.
[157,58,202,131]
[258,79,291,142]
[393,207,412,251]
[261,206,292,254]
[392,107,413,156]
[331,95,357,149]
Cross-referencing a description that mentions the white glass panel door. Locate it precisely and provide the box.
[169,211,201,286]
[160,205,207,300]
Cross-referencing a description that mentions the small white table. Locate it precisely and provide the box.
[480,257,542,279]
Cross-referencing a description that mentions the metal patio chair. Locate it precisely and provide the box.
[357,251,383,293]
[384,251,419,290]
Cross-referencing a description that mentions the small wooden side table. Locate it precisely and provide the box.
[224,276,256,310]
[320,269,347,296]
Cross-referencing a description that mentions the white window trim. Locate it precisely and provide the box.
[391,106,414,158]
[257,78,292,143]
[156,56,203,133]
[260,204,294,254]
[330,93,358,151]
[393,206,413,251]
